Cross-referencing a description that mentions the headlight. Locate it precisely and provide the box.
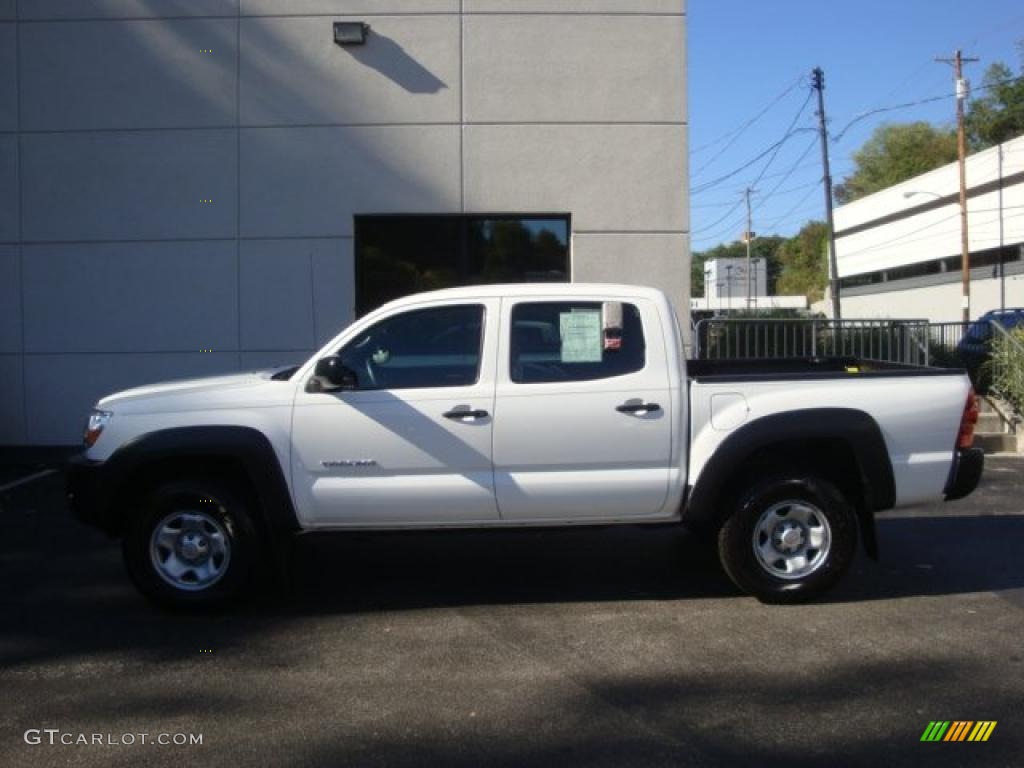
[83,409,112,447]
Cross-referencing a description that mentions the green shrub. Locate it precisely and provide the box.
[988,327,1024,416]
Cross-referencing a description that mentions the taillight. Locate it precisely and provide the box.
[957,389,979,449]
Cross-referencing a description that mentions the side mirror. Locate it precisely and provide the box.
[309,356,358,392]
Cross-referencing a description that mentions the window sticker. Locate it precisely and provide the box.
[559,310,602,363]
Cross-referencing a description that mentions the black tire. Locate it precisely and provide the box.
[717,475,857,604]
[122,478,260,609]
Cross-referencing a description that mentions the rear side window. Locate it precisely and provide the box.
[510,301,645,384]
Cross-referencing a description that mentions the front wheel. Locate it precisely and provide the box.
[718,475,857,604]
[122,478,259,609]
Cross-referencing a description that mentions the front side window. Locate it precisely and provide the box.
[510,302,645,384]
[338,305,484,390]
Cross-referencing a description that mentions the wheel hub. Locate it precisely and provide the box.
[773,521,806,553]
[752,499,832,581]
[177,532,210,563]
[149,508,231,592]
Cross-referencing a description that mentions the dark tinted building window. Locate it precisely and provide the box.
[510,302,646,384]
[355,215,570,316]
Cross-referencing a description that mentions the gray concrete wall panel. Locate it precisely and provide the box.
[464,14,684,123]
[0,356,25,444]
[22,241,238,353]
[571,232,689,322]
[0,24,17,132]
[240,125,459,238]
[0,246,21,353]
[25,352,239,444]
[240,239,316,350]
[465,1,684,13]
[0,135,17,241]
[20,18,238,131]
[311,238,354,344]
[21,130,237,242]
[465,125,687,233]
[241,1,458,16]
[2,5,688,444]
[21,1,239,20]
[240,15,458,126]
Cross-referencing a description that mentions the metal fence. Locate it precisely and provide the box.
[693,318,932,365]
[926,322,973,368]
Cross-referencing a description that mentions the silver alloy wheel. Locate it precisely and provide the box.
[752,499,832,580]
[149,509,231,592]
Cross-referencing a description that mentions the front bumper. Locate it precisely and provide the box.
[66,453,117,535]
[943,447,985,502]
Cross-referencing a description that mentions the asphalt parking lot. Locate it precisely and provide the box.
[1,459,1023,768]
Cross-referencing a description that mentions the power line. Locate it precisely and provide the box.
[690,75,804,165]
[762,180,823,230]
[691,211,748,245]
[831,73,1024,145]
[692,199,748,210]
[691,81,817,197]
[692,126,816,196]
[746,90,816,191]
[756,158,820,181]
[767,176,822,198]
[753,136,819,213]
[693,134,820,242]
[690,196,745,234]
[831,94,949,144]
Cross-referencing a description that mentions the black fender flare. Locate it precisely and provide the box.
[684,408,896,559]
[95,425,300,538]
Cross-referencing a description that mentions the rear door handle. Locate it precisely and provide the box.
[616,402,661,414]
[443,409,490,420]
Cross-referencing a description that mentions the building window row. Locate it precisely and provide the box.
[839,243,1023,291]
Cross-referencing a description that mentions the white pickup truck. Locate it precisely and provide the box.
[68,284,984,607]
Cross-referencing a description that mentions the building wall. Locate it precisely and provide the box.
[837,269,1024,323]
[832,135,1024,322]
[0,0,688,444]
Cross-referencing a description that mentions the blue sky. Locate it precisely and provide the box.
[688,0,1024,250]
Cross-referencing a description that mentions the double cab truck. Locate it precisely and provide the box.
[67,284,984,607]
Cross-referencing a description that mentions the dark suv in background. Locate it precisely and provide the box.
[957,308,1024,389]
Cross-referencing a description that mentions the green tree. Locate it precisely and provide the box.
[776,220,829,303]
[833,122,958,204]
[966,57,1024,150]
[691,236,786,296]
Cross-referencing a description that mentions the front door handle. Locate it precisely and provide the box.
[616,402,661,414]
[443,408,490,420]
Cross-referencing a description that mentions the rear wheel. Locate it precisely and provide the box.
[718,475,857,604]
[122,478,259,609]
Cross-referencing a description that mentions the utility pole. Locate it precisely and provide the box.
[811,67,841,321]
[936,49,979,323]
[744,187,756,311]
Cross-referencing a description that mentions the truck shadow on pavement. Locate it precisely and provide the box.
[830,513,1024,605]
[3,474,1024,624]
[3,473,1023,768]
